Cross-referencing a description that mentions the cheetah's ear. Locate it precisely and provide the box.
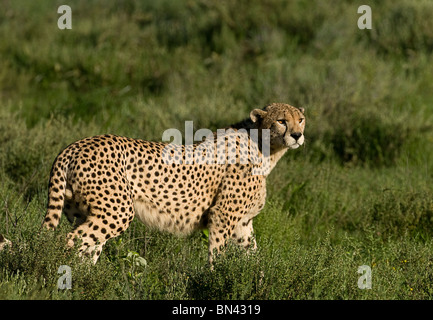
[250,109,268,123]
[298,107,305,114]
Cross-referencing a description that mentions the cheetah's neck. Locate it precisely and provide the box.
[229,117,289,175]
[228,117,256,130]
[268,147,288,172]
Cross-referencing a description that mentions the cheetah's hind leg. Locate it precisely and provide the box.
[65,188,135,264]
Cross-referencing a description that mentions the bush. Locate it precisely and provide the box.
[329,113,410,167]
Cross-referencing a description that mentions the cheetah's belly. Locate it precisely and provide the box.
[133,199,202,235]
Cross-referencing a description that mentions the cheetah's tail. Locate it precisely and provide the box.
[42,153,68,230]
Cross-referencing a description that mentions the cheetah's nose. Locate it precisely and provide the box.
[290,132,302,141]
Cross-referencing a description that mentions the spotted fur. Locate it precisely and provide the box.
[42,103,306,263]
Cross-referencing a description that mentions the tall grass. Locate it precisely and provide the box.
[1,0,433,300]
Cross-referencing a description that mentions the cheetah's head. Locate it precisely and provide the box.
[250,103,305,150]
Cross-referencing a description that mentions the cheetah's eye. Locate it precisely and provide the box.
[277,120,285,125]
[299,118,304,124]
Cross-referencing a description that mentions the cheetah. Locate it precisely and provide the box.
[42,103,306,264]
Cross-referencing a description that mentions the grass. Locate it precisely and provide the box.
[1,0,433,300]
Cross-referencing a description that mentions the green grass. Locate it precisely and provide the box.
[1,0,433,300]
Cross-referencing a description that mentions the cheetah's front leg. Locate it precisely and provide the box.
[207,209,234,265]
[207,210,257,265]
[231,217,257,251]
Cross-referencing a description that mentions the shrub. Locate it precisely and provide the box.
[329,113,410,167]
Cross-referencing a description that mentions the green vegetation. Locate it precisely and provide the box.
[1,0,433,300]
